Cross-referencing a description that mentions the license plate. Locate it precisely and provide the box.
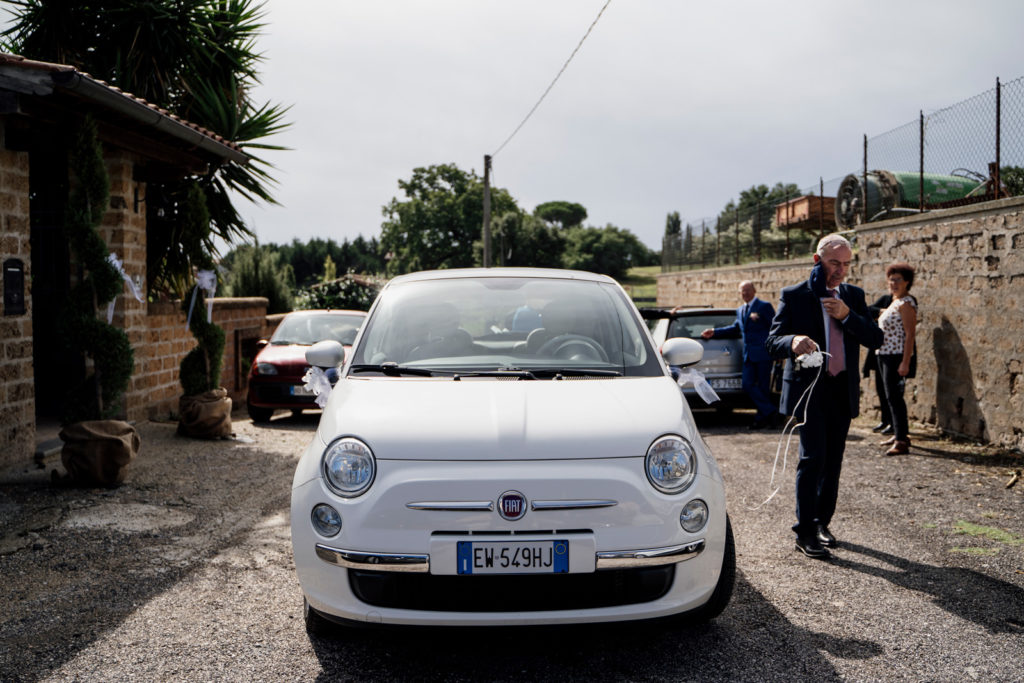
[457,540,569,575]
[290,384,315,397]
[710,378,742,389]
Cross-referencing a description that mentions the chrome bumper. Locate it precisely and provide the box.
[314,539,705,574]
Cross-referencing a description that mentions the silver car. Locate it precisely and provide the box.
[646,307,778,412]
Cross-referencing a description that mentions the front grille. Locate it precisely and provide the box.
[348,565,674,612]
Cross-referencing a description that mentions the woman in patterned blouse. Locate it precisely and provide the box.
[876,262,918,455]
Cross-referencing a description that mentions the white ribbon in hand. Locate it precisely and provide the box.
[676,368,721,404]
[302,366,332,408]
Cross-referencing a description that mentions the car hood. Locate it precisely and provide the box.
[256,343,352,367]
[255,344,312,365]
[316,376,694,461]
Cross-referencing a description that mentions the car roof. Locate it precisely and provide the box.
[385,267,617,286]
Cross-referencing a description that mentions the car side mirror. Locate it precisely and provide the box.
[662,337,704,368]
[256,338,268,350]
[306,340,345,369]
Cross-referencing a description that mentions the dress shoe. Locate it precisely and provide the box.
[795,534,830,559]
[885,440,911,456]
[816,525,838,548]
[879,435,896,446]
[879,424,894,435]
[871,422,892,433]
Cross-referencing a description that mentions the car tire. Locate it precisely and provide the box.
[679,515,736,624]
[247,402,274,423]
[304,597,333,637]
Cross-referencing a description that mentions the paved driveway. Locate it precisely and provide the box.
[1,409,1021,681]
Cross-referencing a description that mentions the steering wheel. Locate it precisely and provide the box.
[536,334,609,363]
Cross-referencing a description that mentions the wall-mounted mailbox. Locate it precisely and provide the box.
[4,258,26,316]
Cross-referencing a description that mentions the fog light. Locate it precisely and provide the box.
[679,499,709,533]
[311,503,342,537]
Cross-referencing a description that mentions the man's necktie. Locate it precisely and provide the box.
[827,289,845,376]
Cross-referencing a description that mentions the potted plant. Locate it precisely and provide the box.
[176,183,233,439]
[54,117,140,487]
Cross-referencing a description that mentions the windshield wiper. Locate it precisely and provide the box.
[349,362,435,377]
[450,369,537,380]
[530,368,623,378]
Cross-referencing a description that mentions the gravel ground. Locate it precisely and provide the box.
[1,408,1021,682]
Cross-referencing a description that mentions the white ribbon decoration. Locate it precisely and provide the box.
[746,350,832,512]
[675,367,721,405]
[302,367,332,408]
[185,269,217,329]
[105,253,145,323]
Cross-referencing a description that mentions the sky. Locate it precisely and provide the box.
[197,2,1024,250]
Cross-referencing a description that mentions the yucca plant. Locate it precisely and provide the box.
[2,0,290,299]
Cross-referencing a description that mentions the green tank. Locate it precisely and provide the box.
[835,170,986,228]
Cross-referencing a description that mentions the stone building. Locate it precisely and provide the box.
[0,54,269,470]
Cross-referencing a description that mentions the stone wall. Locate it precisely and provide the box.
[135,298,271,421]
[657,195,1024,451]
[0,120,33,462]
[855,197,1024,449]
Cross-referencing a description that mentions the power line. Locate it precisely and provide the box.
[491,0,612,158]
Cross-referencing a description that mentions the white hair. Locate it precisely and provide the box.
[816,233,852,257]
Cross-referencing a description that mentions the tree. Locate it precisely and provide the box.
[379,164,518,275]
[534,201,587,229]
[1001,166,1024,197]
[683,223,694,261]
[2,0,290,298]
[664,211,682,237]
[322,255,337,283]
[561,224,657,280]
[490,212,565,268]
[662,211,683,270]
[222,244,295,314]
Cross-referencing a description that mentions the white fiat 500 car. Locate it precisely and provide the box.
[291,268,734,631]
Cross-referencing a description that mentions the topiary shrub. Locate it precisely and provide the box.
[179,183,225,395]
[177,182,232,439]
[59,116,134,424]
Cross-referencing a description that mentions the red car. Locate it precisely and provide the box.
[246,309,366,422]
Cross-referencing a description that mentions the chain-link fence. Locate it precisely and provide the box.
[663,76,1024,272]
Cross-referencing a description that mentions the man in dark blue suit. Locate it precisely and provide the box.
[701,281,778,428]
[766,234,883,559]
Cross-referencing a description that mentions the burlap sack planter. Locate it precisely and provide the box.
[178,388,233,439]
[57,420,140,488]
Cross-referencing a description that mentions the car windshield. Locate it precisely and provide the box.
[271,313,364,346]
[349,276,663,378]
[668,313,737,340]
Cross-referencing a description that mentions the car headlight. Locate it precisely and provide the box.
[321,437,376,497]
[645,435,697,494]
[254,362,278,375]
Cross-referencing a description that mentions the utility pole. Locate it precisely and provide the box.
[482,155,492,268]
